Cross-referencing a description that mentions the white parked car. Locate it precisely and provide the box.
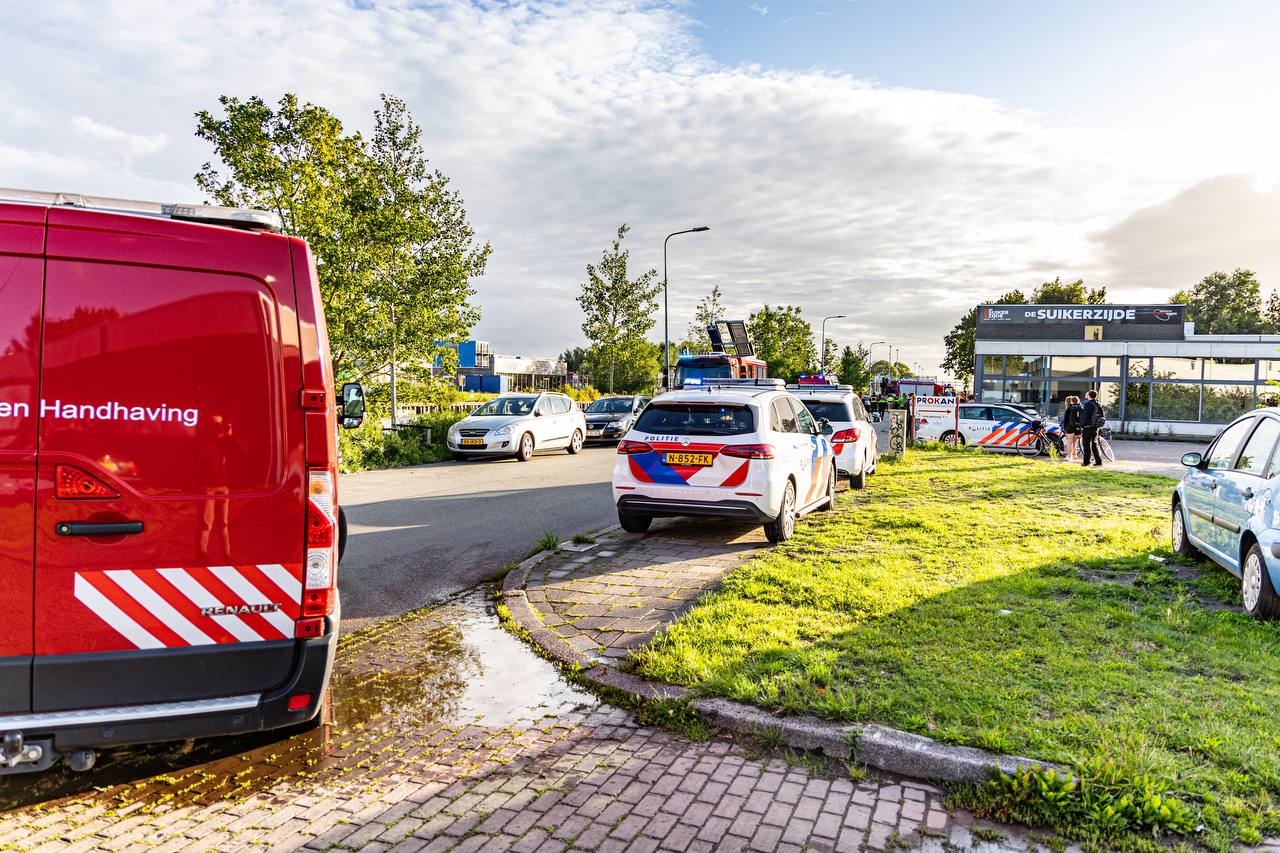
[611,379,838,543]
[448,392,586,461]
[790,383,878,489]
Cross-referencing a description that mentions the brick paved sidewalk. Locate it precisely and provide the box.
[524,518,768,665]
[2,587,1053,852]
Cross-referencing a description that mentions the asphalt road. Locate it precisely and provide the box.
[336,446,618,630]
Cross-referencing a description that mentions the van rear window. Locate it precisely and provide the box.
[634,404,754,436]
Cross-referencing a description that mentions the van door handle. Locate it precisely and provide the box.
[56,521,143,537]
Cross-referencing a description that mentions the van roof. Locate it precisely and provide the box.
[0,187,282,233]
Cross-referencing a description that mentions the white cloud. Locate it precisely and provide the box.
[0,0,1270,376]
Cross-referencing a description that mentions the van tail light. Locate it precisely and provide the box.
[721,444,775,459]
[831,428,860,446]
[303,468,337,618]
[55,465,118,500]
[617,440,653,455]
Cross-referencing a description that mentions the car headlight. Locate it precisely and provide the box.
[448,424,460,437]
[492,424,513,437]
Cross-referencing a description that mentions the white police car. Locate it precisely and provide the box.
[789,382,878,489]
[612,379,837,543]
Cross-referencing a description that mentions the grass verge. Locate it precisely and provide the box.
[630,448,1280,850]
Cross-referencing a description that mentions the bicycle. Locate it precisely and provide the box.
[1014,419,1066,458]
[1095,426,1116,462]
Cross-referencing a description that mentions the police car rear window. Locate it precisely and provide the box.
[635,404,754,436]
[799,400,851,422]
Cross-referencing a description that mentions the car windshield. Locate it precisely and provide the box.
[634,403,754,436]
[472,396,536,417]
[677,363,733,382]
[586,397,633,414]
[800,400,851,422]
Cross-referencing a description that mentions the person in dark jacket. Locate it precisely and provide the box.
[1080,390,1105,467]
[1060,395,1084,462]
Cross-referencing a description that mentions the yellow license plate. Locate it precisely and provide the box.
[461,438,486,447]
[663,452,714,466]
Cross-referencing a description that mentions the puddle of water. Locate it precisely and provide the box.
[0,588,595,814]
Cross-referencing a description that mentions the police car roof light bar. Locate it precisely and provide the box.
[0,187,284,234]
[689,377,786,389]
[786,383,854,392]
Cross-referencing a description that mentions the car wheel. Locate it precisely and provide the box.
[850,466,866,490]
[764,480,796,544]
[942,430,964,447]
[819,464,837,510]
[567,430,583,454]
[618,510,652,534]
[516,433,534,462]
[1171,503,1199,559]
[337,507,348,563]
[1242,542,1280,619]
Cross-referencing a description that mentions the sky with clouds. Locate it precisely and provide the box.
[2,0,1278,376]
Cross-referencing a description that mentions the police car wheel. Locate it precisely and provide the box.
[764,482,796,544]
[942,430,963,447]
[618,510,652,534]
[850,467,866,490]
[819,465,837,510]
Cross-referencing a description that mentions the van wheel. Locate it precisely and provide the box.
[337,508,349,563]
[818,464,837,510]
[516,433,534,462]
[567,430,583,454]
[1242,542,1280,619]
[942,430,964,447]
[618,510,652,533]
[1171,503,1198,559]
[764,481,796,544]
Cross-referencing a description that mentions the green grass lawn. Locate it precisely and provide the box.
[631,449,1280,849]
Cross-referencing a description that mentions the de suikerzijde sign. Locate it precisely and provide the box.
[976,304,1186,342]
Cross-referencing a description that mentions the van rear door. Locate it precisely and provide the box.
[0,204,44,713]
[31,208,308,712]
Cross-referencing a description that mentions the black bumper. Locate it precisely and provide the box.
[617,495,773,523]
[6,617,338,754]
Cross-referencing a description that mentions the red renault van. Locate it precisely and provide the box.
[0,190,363,774]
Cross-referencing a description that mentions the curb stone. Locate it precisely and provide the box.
[499,525,1059,785]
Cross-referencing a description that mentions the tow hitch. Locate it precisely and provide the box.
[0,731,56,774]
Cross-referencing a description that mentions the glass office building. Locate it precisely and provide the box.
[973,304,1280,439]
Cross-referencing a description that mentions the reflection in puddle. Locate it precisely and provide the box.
[0,589,595,814]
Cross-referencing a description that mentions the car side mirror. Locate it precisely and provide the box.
[339,382,365,429]
[533,410,543,417]
[1181,451,1204,468]
[819,418,834,436]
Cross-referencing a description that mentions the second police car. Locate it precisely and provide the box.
[611,379,837,544]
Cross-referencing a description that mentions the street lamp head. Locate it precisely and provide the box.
[691,226,710,232]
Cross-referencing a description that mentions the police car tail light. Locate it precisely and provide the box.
[831,428,859,445]
[303,468,337,618]
[722,443,775,459]
[617,439,653,455]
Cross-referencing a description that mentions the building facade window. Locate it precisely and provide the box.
[1204,357,1255,381]
[1203,384,1254,423]
[1152,357,1201,380]
[1150,383,1200,422]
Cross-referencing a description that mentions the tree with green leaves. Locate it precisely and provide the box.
[1032,277,1107,305]
[748,305,817,383]
[836,343,872,391]
[560,346,588,375]
[584,339,659,393]
[1171,269,1267,334]
[681,285,725,354]
[195,93,489,386]
[577,225,660,393]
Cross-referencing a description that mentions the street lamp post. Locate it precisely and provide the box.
[820,314,846,374]
[663,226,710,390]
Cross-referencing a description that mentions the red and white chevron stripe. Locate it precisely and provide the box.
[73,564,303,649]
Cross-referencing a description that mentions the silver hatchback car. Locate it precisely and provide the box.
[447,392,587,462]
